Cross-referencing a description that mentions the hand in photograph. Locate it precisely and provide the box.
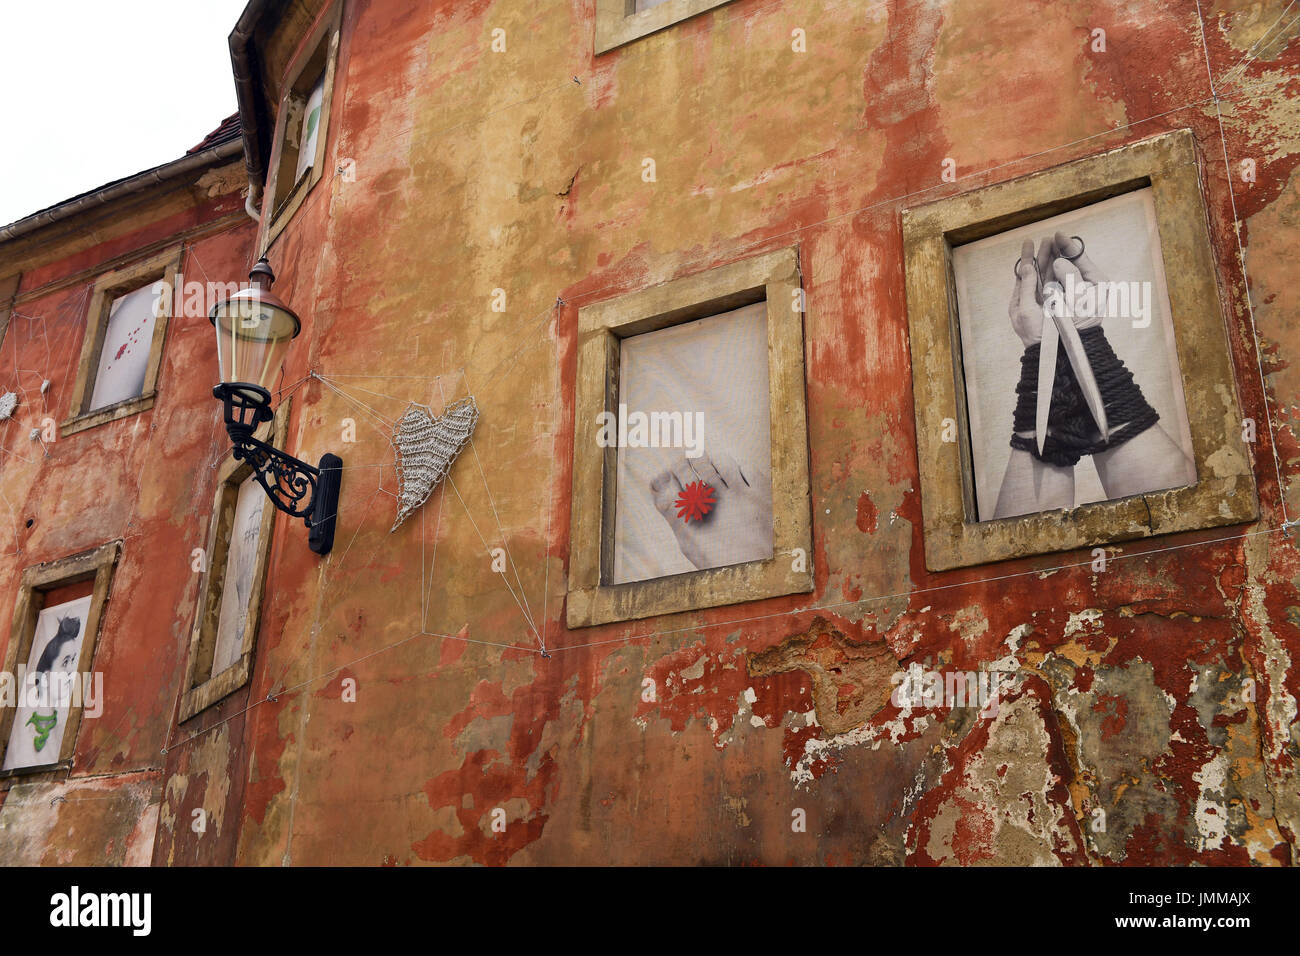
[1048,234,1193,495]
[1047,232,1102,286]
[996,241,1113,517]
[1008,238,1047,347]
[996,236,1081,518]
[1008,235,1104,347]
[996,232,1191,517]
[650,450,771,570]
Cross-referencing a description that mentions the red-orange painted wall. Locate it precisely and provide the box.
[7,0,1300,866]
[0,162,256,863]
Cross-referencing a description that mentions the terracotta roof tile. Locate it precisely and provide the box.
[188,113,242,154]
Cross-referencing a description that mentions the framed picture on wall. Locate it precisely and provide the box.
[178,402,287,721]
[63,246,182,436]
[568,247,813,627]
[954,188,1197,522]
[2,595,93,772]
[611,301,775,584]
[902,128,1257,571]
[0,542,120,776]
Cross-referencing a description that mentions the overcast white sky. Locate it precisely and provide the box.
[0,1,251,227]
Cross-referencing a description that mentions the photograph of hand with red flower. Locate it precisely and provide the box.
[611,301,774,583]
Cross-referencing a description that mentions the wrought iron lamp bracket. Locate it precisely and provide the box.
[214,383,341,555]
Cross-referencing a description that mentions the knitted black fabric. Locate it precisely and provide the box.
[1008,325,1159,467]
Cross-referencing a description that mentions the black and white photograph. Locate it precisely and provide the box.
[612,302,774,583]
[953,189,1197,521]
[211,472,266,675]
[1,595,91,772]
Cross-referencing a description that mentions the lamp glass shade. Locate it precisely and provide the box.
[210,289,301,396]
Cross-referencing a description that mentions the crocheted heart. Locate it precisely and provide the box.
[390,397,479,531]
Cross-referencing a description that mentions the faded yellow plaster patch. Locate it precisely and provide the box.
[948,605,989,648]
[919,693,1076,866]
[722,794,751,828]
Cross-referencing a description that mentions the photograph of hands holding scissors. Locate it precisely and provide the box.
[954,188,1198,521]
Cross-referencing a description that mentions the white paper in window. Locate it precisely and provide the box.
[88,281,160,411]
[294,72,326,183]
[2,595,93,771]
[212,473,266,675]
[612,301,774,584]
[635,0,674,11]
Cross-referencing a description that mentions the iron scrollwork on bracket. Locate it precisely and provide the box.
[214,383,342,555]
[232,436,319,524]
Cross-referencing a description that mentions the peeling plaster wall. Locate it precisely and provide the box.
[196,0,1300,867]
[178,0,1299,867]
[10,0,1300,867]
[0,772,162,866]
[0,166,254,864]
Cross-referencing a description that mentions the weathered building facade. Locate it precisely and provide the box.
[0,118,254,864]
[1,0,1298,865]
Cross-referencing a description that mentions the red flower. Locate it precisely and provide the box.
[675,480,716,523]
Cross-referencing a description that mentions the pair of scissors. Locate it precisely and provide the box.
[1021,238,1109,456]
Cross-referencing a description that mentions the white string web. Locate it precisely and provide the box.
[312,370,543,653]
[0,284,91,553]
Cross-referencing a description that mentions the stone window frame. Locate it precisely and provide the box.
[901,128,1258,572]
[178,402,288,722]
[259,0,344,254]
[62,246,182,437]
[567,246,813,628]
[0,541,122,778]
[594,0,736,55]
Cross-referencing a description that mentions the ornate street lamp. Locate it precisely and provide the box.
[209,257,341,555]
